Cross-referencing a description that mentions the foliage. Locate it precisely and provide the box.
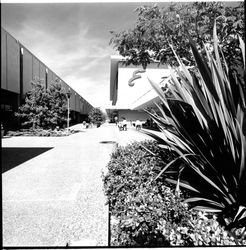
[15,79,67,129]
[110,2,244,71]
[158,210,245,246]
[46,80,68,128]
[103,141,242,246]
[103,141,174,246]
[145,23,246,235]
[6,128,78,137]
[88,107,105,125]
[15,79,49,129]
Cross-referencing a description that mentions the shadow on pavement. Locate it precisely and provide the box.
[1,147,53,173]
[99,141,117,144]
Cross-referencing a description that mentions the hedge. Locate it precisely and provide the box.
[103,141,239,246]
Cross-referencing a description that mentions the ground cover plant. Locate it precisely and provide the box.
[6,128,78,137]
[103,141,242,246]
[144,22,245,243]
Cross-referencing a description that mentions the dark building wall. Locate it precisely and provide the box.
[75,94,79,112]
[6,32,20,94]
[1,27,93,130]
[47,68,53,87]
[32,56,40,80]
[22,47,33,95]
[82,101,93,115]
[82,99,85,114]
[1,89,20,130]
[1,31,21,130]
[78,96,82,113]
[74,94,77,112]
[70,90,75,111]
[39,62,46,84]
[1,29,7,89]
[62,81,70,95]
[52,72,56,81]
[80,99,84,114]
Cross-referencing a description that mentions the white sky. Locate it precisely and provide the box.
[1,1,241,108]
[1,1,142,108]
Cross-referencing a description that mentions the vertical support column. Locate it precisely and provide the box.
[18,46,23,128]
[6,32,8,90]
[45,68,48,89]
[1,28,7,90]
[66,89,71,129]
[67,97,70,129]
[19,47,23,102]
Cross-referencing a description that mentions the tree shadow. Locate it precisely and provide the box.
[1,147,53,173]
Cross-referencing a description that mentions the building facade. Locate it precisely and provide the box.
[107,55,170,125]
[1,28,93,130]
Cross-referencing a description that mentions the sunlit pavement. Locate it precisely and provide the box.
[2,123,152,247]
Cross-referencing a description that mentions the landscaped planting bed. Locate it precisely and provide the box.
[6,128,79,137]
[103,141,243,246]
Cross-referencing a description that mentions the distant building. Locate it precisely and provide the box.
[1,27,93,130]
[106,55,170,125]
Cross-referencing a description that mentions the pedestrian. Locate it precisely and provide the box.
[135,120,141,130]
[122,118,127,131]
[114,116,118,126]
[82,121,87,129]
[118,122,123,131]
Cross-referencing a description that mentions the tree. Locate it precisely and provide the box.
[46,80,67,128]
[88,107,105,126]
[110,2,244,70]
[16,79,67,129]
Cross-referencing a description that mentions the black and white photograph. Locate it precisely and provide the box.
[1,0,245,247]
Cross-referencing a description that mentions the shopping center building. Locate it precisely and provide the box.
[107,55,170,126]
[1,27,93,130]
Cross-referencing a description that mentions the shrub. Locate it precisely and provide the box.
[6,131,24,136]
[157,209,241,246]
[103,140,175,246]
[103,141,240,246]
[88,107,105,126]
[145,23,246,234]
[6,128,77,137]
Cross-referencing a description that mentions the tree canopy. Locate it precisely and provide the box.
[16,79,67,129]
[110,2,244,70]
[88,107,105,125]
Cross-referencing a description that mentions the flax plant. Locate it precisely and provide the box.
[144,22,246,235]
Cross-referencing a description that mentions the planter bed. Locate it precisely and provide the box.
[6,129,79,137]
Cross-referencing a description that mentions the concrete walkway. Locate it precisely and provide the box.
[2,123,152,247]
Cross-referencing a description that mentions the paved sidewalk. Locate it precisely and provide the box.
[2,123,152,247]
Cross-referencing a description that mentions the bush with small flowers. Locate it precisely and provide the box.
[103,141,244,246]
[6,128,78,137]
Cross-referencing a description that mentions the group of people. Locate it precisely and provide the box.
[114,116,142,131]
[115,117,127,131]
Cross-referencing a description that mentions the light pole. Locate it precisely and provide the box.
[66,90,71,129]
